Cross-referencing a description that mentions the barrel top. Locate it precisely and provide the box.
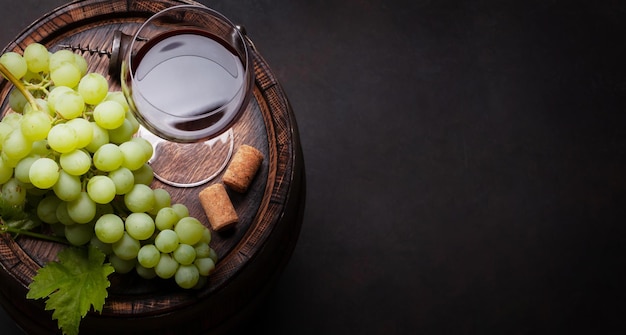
[0,0,300,317]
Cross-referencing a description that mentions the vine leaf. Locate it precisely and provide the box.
[27,245,115,335]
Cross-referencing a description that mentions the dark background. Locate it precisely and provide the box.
[2,0,626,334]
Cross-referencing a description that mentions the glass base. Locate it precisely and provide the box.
[137,126,234,188]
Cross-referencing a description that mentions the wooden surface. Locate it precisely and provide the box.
[0,0,305,333]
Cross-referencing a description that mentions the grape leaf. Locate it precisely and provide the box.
[26,245,115,335]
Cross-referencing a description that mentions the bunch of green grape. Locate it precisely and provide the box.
[0,43,217,289]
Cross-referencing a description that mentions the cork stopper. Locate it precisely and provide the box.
[198,183,238,232]
[223,145,264,193]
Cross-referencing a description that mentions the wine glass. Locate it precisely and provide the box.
[120,5,253,187]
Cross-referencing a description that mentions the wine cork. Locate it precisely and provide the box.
[198,183,238,232]
[223,145,263,193]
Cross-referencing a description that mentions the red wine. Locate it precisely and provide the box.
[129,30,250,142]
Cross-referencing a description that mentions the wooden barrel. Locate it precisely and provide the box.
[0,0,305,334]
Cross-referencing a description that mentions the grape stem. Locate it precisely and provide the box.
[0,62,41,112]
[0,223,69,245]
[24,73,52,97]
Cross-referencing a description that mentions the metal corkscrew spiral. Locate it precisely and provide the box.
[59,31,137,79]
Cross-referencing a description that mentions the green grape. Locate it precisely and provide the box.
[154,229,179,253]
[0,159,14,184]
[85,122,109,153]
[78,73,108,105]
[154,253,178,279]
[126,111,140,134]
[119,141,148,170]
[89,235,113,255]
[8,88,27,113]
[0,52,27,79]
[174,217,205,245]
[173,244,196,266]
[73,54,88,76]
[47,86,73,113]
[109,254,136,274]
[30,140,50,157]
[29,157,60,189]
[94,213,125,244]
[200,226,211,244]
[149,188,171,215]
[137,244,161,268]
[1,178,27,206]
[67,191,96,223]
[66,118,93,148]
[3,128,32,160]
[124,184,155,213]
[36,195,62,224]
[64,222,94,246]
[87,175,116,204]
[112,232,141,261]
[193,242,211,259]
[132,163,154,185]
[59,149,91,176]
[171,203,189,219]
[103,91,130,112]
[155,207,179,231]
[50,62,81,88]
[108,167,134,195]
[54,90,85,119]
[20,111,51,141]
[136,264,157,279]
[175,264,200,289]
[0,121,14,146]
[14,155,37,184]
[1,112,22,128]
[49,50,76,72]
[93,143,123,172]
[208,248,218,263]
[129,137,154,160]
[120,142,145,171]
[108,119,134,144]
[23,43,49,73]
[125,212,155,240]
[47,123,78,153]
[1,153,18,169]
[194,257,215,277]
[52,170,81,201]
[55,201,76,225]
[93,101,125,129]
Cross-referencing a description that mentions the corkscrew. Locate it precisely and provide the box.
[59,30,140,79]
